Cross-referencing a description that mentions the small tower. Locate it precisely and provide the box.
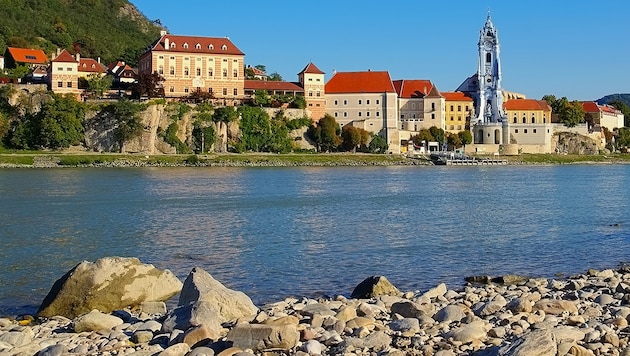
[298,62,326,121]
[472,13,509,144]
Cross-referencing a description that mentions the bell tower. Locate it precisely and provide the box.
[472,13,509,144]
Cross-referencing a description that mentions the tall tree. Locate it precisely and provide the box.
[458,130,473,150]
[609,100,630,127]
[132,71,164,99]
[108,99,144,152]
[307,114,341,152]
[36,94,85,149]
[87,73,113,97]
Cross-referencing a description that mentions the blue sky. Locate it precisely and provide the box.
[131,1,628,101]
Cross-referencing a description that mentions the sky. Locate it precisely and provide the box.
[131,1,629,101]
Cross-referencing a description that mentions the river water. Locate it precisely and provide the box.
[1,165,629,316]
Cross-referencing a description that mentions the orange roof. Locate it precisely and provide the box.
[6,47,48,64]
[325,71,395,94]
[392,79,436,98]
[79,58,106,73]
[601,105,620,114]
[503,99,551,111]
[299,62,324,75]
[245,80,303,92]
[149,34,244,56]
[249,67,266,76]
[442,91,473,101]
[52,49,77,63]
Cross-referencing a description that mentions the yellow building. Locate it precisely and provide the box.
[504,99,551,124]
[442,92,473,133]
[138,31,245,104]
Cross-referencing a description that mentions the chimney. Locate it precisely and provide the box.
[75,53,80,61]
[97,57,101,64]
[165,38,169,50]
[160,30,167,36]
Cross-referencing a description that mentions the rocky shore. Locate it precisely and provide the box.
[2,258,630,355]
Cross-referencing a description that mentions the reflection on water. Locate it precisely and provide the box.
[1,165,630,315]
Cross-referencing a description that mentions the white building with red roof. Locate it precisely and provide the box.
[325,70,399,152]
[4,47,48,69]
[138,30,245,103]
[48,49,81,98]
[78,56,107,78]
[581,101,624,131]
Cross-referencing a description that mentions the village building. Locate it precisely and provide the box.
[581,101,624,131]
[47,49,81,99]
[3,47,48,69]
[107,61,137,85]
[246,65,268,80]
[393,80,444,132]
[77,56,107,79]
[325,70,399,153]
[138,31,245,105]
[504,98,553,150]
[442,91,474,133]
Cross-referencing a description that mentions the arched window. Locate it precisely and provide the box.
[195,43,201,49]
[170,42,176,49]
[208,44,214,50]
[522,116,526,124]
[531,116,535,124]
[183,43,189,49]
[221,45,227,51]
[513,116,517,124]
[486,53,491,63]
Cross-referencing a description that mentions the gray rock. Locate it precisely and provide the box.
[475,295,507,317]
[446,320,489,343]
[391,301,431,319]
[422,283,447,299]
[133,330,155,344]
[507,298,532,313]
[300,303,335,317]
[136,320,163,333]
[434,305,466,323]
[178,267,258,323]
[551,326,585,343]
[162,301,222,334]
[595,294,616,306]
[186,346,215,356]
[388,318,420,335]
[141,301,168,315]
[226,323,299,351]
[38,257,182,318]
[350,276,401,299]
[0,328,34,347]
[159,342,191,356]
[38,344,67,356]
[500,329,556,356]
[340,331,391,352]
[73,310,123,332]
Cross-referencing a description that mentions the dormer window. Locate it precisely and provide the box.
[183,43,189,49]
[208,44,214,50]
[221,45,227,51]
[170,42,176,49]
[195,43,201,49]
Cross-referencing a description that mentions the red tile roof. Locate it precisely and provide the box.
[503,99,551,111]
[581,101,600,113]
[250,67,266,76]
[393,79,435,98]
[299,62,324,75]
[6,47,48,64]
[442,91,473,101]
[149,34,244,55]
[601,105,620,114]
[245,80,303,92]
[52,49,77,63]
[325,71,395,94]
[79,58,106,73]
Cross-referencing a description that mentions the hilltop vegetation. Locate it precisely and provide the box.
[0,0,162,65]
[597,93,630,108]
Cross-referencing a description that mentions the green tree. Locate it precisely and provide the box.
[212,106,237,123]
[447,132,462,150]
[429,126,445,145]
[290,95,306,109]
[36,94,85,149]
[87,73,113,97]
[341,125,371,152]
[252,89,271,107]
[368,134,388,154]
[458,130,473,150]
[617,127,630,149]
[6,64,30,80]
[108,99,144,152]
[268,72,283,81]
[307,114,341,152]
[236,106,272,152]
[412,129,434,146]
[609,100,630,127]
[562,100,585,128]
[192,125,215,153]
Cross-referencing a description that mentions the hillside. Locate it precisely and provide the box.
[0,0,163,65]
[596,93,630,107]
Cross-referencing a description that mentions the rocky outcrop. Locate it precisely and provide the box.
[37,257,182,318]
[350,275,401,299]
[554,131,599,155]
[178,267,258,323]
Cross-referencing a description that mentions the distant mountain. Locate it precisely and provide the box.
[0,0,163,66]
[596,94,630,107]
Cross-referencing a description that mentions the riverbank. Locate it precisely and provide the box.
[2,152,630,168]
[2,265,630,355]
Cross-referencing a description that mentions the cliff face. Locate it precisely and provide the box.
[552,132,600,155]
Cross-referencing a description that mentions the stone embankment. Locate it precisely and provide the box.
[2,258,630,355]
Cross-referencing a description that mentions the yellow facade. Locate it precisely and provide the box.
[442,92,473,133]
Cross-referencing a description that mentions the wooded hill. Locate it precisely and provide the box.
[0,0,163,66]
[597,93,630,108]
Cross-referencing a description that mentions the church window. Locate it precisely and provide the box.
[486,53,492,63]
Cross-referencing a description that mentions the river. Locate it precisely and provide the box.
[1,164,629,316]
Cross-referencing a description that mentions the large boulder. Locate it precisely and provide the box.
[350,276,401,299]
[226,323,299,352]
[178,267,258,323]
[38,257,183,318]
